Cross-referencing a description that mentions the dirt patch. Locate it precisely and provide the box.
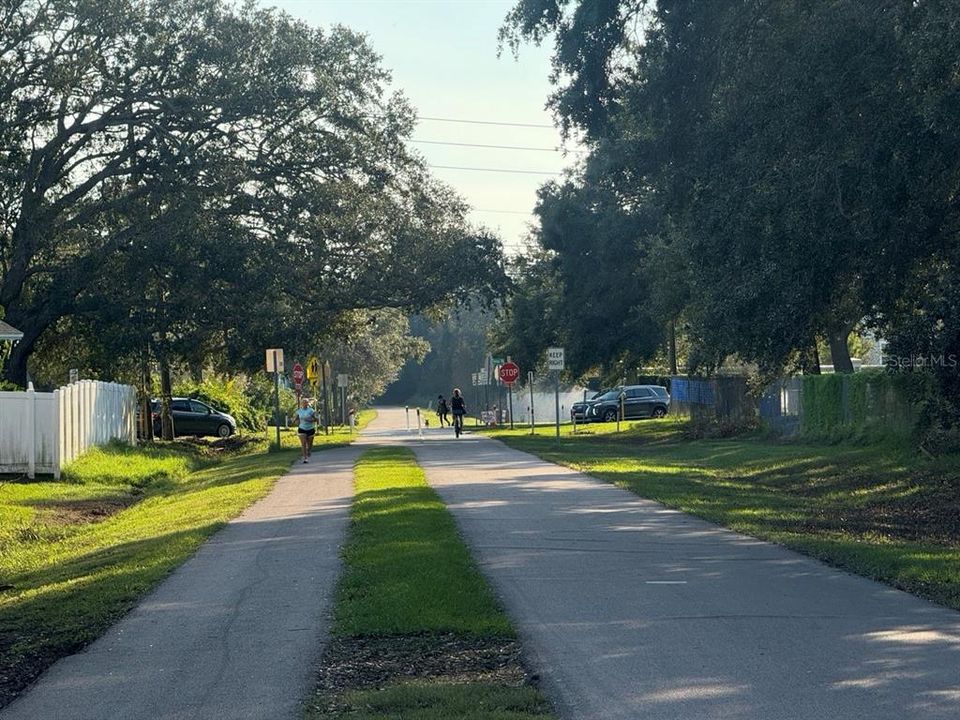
[180,435,258,454]
[36,498,134,526]
[312,634,529,712]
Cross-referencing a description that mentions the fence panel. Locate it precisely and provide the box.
[0,380,136,478]
[0,388,58,476]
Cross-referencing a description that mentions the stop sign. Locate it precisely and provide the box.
[292,362,304,388]
[498,361,520,385]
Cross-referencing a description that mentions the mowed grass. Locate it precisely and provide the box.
[308,447,554,720]
[334,447,511,637]
[0,410,376,708]
[323,684,553,720]
[489,419,960,610]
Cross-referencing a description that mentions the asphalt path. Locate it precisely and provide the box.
[0,444,359,720]
[371,407,960,720]
[7,409,960,719]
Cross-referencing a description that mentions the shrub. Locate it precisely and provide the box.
[174,376,263,432]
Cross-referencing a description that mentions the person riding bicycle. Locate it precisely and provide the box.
[450,388,466,435]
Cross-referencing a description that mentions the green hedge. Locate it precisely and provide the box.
[800,372,919,442]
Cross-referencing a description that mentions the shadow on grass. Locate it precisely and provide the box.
[410,439,960,718]
[0,525,220,707]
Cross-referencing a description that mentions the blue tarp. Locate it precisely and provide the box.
[671,378,715,405]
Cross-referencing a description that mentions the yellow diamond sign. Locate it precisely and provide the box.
[306,356,320,382]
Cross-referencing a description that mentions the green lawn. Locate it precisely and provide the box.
[489,419,960,611]
[0,408,376,709]
[307,447,554,719]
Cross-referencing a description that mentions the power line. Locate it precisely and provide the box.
[429,164,562,176]
[470,208,534,215]
[418,115,554,129]
[412,139,564,152]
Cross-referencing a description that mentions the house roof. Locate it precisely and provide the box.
[0,320,24,341]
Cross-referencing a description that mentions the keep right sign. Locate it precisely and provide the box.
[547,347,565,371]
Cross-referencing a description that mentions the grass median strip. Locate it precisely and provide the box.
[307,447,555,720]
[0,410,376,709]
[490,420,960,611]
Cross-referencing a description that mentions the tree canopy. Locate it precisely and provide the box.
[497,0,960,393]
[0,0,507,387]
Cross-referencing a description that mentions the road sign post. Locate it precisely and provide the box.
[498,360,519,430]
[547,348,564,445]
[266,349,285,448]
[293,362,304,405]
[337,374,348,426]
[322,361,332,435]
[528,370,535,434]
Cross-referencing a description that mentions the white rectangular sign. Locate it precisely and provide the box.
[547,347,565,371]
[265,348,285,373]
[337,373,348,388]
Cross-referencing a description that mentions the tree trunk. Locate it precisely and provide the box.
[668,319,678,375]
[139,348,154,441]
[159,356,175,440]
[828,323,856,374]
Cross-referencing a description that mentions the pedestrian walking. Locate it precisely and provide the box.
[437,395,450,426]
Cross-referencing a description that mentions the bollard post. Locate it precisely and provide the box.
[416,407,423,441]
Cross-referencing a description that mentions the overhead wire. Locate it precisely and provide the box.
[411,139,568,152]
[417,115,554,129]
[428,164,562,176]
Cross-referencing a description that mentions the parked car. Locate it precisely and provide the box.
[586,385,670,422]
[571,389,610,423]
[150,398,237,438]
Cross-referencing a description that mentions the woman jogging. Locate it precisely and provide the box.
[450,388,466,438]
[295,398,320,463]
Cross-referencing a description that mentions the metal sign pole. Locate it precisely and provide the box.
[273,350,281,448]
[508,382,514,430]
[320,362,329,435]
[416,407,423,441]
[529,371,535,435]
[405,406,410,432]
[555,372,560,445]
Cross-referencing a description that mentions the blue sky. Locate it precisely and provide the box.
[269,0,580,252]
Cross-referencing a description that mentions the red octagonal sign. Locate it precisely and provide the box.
[498,361,520,385]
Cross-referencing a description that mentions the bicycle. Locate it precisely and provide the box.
[453,413,464,438]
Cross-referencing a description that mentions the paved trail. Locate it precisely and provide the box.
[372,407,960,720]
[6,410,960,719]
[1,444,360,720]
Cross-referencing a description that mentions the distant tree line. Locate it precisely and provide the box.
[0,0,507,419]
[494,0,960,433]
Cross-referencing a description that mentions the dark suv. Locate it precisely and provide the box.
[571,389,610,422]
[151,398,237,438]
[586,385,670,422]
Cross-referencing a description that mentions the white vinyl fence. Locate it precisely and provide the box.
[0,380,137,478]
